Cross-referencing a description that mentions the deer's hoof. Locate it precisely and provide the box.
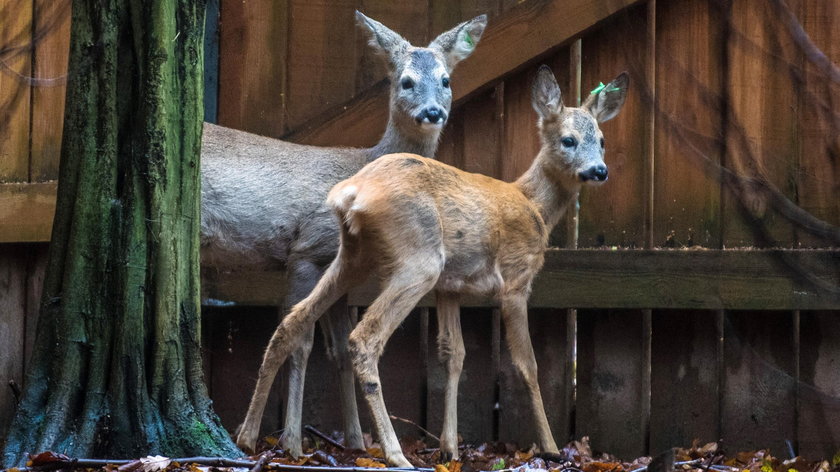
[235,429,257,454]
[387,453,413,468]
[280,431,304,458]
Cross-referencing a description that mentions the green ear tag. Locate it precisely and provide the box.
[590,82,621,94]
[465,30,475,48]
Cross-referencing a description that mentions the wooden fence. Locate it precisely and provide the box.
[1,0,839,462]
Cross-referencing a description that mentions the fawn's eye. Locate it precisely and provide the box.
[600,137,605,148]
[401,78,414,90]
[442,77,450,88]
[561,137,577,148]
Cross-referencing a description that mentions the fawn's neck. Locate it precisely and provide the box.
[366,116,441,162]
[514,151,581,232]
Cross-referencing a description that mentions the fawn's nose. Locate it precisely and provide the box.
[418,107,446,125]
[579,164,608,182]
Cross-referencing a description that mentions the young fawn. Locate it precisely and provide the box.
[242,65,629,466]
[202,12,487,455]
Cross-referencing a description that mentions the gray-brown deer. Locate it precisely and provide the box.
[201,12,487,455]
[240,65,629,466]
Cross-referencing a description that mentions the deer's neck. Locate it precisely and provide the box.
[515,152,581,232]
[366,116,441,162]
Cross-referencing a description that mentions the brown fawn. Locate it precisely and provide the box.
[238,65,628,466]
[201,12,487,455]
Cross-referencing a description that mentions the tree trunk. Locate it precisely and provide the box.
[2,0,240,465]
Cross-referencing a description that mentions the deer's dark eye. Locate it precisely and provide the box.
[600,137,605,148]
[401,78,414,90]
[561,137,577,148]
[442,77,450,88]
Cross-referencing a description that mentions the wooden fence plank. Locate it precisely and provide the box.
[579,5,649,248]
[0,182,57,243]
[0,0,33,183]
[650,310,721,452]
[499,308,571,448]
[0,245,27,438]
[798,311,840,460]
[205,306,284,437]
[427,308,496,444]
[723,0,799,247]
[722,311,796,454]
[217,0,288,137]
[29,0,71,182]
[793,0,840,248]
[653,0,723,248]
[205,249,840,310]
[286,0,644,147]
[577,309,647,459]
[24,244,47,367]
[286,0,357,131]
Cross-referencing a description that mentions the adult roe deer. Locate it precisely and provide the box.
[240,65,629,466]
[201,11,487,455]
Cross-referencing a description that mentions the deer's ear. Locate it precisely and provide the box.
[531,65,563,120]
[582,72,629,123]
[356,11,410,68]
[428,14,487,72]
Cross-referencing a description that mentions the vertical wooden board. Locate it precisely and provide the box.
[576,309,647,459]
[792,0,840,247]
[653,0,723,248]
[29,0,71,182]
[426,308,496,444]
[461,88,501,178]
[722,311,796,453]
[286,0,357,131]
[579,6,649,248]
[205,306,284,436]
[0,0,32,182]
[0,245,27,438]
[217,0,287,138]
[650,310,721,452]
[203,0,220,124]
[24,244,47,367]
[722,0,799,247]
[499,309,571,448]
[355,1,428,93]
[797,311,840,460]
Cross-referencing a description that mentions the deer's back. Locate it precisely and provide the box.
[333,154,547,295]
[200,123,368,270]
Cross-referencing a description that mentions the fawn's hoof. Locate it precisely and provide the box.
[280,431,304,458]
[387,453,413,468]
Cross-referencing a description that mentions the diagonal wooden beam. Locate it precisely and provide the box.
[285,0,644,147]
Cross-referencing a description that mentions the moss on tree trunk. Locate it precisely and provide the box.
[2,0,240,465]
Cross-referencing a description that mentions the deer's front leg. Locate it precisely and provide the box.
[436,292,464,462]
[500,292,559,454]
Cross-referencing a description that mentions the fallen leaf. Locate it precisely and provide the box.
[356,457,386,468]
[367,448,385,459]
[449,460,463,472]
[436,464,451,472]
[30,452,71,466]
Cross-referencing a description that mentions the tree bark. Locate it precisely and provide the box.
[2,0,240,465]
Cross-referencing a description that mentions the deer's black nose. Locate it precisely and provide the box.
[419,107,446,124]
[579,164,608,182]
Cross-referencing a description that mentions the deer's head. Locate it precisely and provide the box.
[531,65,629,185]
[356,12,487,134]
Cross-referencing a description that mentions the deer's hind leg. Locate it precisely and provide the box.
[436,292,464,461]
[349,256,443,467]
[236,243,367,452]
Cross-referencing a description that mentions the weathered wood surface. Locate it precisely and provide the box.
[0,0,33,183]
[203,249,840,310]
[0,183,57,243]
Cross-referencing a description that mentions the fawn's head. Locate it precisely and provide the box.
[356,11,487,134]
[532,65,629,185]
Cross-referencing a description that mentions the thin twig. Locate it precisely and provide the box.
[250,453,271,472]
[388,415,439,442]
[304,425,346,451]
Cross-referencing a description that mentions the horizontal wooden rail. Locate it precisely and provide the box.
[285,0,643,146]
[202,249,840,311]
[0,182,57,243]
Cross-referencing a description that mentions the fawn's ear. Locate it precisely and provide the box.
[582,72,629,123]
[428,14,487,72]
[531,65,564,120]
[356,11,411,69]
